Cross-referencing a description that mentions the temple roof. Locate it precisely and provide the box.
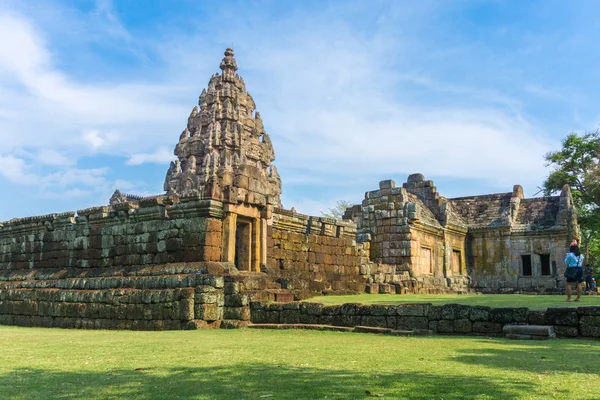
[448,193,513,228]
[163,48,282,208]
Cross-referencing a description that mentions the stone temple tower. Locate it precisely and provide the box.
[164,48,282,208]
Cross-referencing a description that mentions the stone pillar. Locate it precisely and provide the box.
[260,218,267,266]
[252,218,261,272]
[222,213,237,263]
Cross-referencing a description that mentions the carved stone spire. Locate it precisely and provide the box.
[220,48,238,82]
[164,48,282,208]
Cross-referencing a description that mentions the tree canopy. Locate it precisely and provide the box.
[543,130,600,273]
[543,130,600,206]
[322,200,354,220]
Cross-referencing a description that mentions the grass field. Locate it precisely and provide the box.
[1,326,599,399]
[306,294,600,309]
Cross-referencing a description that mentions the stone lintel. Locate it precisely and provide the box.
[170,199,224,219]
[224,203,261,219]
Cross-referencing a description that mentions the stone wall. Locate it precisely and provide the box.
[350,178,470,292]
[347,175,578,294]
[0,197,224,272]
[457,186,578,292]
[0,265,225,330]
[267,209,366,297]
[469,230,569,292]
[0,197,234,331]
[0,261,291,330]
[251,301,600,339]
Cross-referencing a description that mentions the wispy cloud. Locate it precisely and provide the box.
[127,147,174,166]
[0,0,597,219]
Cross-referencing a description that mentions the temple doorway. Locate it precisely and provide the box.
[234,218,252,271]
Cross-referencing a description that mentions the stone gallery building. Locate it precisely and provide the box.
[0,49,579,329]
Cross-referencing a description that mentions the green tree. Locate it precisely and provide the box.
[543,130,600,269]
[322,200,354,220]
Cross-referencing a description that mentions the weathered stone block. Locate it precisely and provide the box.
[299,313,320,324]
[224,293,249,307]
[579,324,600,337]
[360,315,387,328]
[437,320,454,333]
[281,310,301,324]
[579,315,600,327]
[428,320,438,332]
[453,319,472,333]
[367,305,389,316]
[490,308,529,324]
[503,325,554,336]
[554,325,579,338]
[224,281,240,295]
[396,304,430,317]
[577,306,600,316]
[544,308,578,326]
[321,305,341,315]
[223,306,250,321]
[194,303,222,321]
[301,302,323,316]
[469,306,490,322]
[472,322,503,334]
[365,283,379,294]
[397,316,429,330]
[195,292,220,304]
[250,309,268,323]
[428,306,442,320]
[441,304,470,320]
[339,303,359,315]
[527,310,546,325]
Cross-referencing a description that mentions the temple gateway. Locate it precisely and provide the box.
[0,49,579,330]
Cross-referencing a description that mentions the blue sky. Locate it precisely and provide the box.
[0,0,599,221]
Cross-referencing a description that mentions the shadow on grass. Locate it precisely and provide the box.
[454,339,600,375]
[1,362,534,400]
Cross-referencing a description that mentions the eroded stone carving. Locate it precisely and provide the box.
[164,48,282,208]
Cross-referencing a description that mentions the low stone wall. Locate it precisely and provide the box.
[250,302,600,339]
[0,263,284,330]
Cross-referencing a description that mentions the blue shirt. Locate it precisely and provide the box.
[564,253,584,268]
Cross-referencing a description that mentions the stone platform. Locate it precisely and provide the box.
[503,324,556,340]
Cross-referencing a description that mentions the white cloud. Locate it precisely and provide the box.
[0,12,186,152]
[235,32,552,192]
[0,154,39,185]
[126,147,174,166]
[82,129,124,151]
[38,187,90,199]
[280,197,333,218]
[43,167,108,188]
[36,149,73,166]
[0,0,591,219]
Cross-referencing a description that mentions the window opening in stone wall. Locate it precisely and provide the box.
[235,220,252,271]
[521,254,532,276]
[419,247,433,275]
[452,250,461,274]
[540,254,551,276]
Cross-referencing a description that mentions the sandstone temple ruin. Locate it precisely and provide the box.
[0,49,579,330]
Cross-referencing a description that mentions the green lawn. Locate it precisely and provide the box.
[1,326,599,399]
[307,294,600,309]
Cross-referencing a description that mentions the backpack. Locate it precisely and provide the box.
[564,254,582,280]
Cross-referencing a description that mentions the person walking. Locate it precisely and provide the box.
[564,242,584,302]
